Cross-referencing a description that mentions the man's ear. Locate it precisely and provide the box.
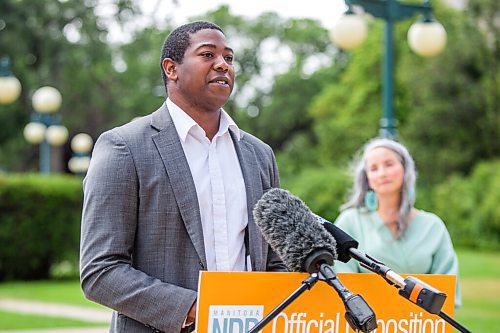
[162,58,177,81]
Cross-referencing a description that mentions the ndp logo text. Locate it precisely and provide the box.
[208,305,263,333]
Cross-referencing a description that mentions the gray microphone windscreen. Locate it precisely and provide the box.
[253,188,337,273]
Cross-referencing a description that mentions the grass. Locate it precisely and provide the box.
[0,279,103,308]
[0,249,498,331]
[0,310,105,330]
[454,249,500,332]
[0,280,108,330]
[456,250,500,278]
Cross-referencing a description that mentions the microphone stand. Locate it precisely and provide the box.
[247,263,377,333]
[318,264,378,332]
[348,248,472,333]
[247,273,320,333]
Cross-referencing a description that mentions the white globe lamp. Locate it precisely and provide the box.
[70,133,93,154]
[0,76,22,105]
[46,125,69,146]
[32,86,62,113]
[68,156,91,174]
[408,20,447,57]
[330,13,368,50]
[23,122,47,145]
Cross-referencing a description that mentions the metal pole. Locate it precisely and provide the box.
[0,57,12,76]
[380,16,397,139]
[40,139,51,174]
[346,0,435,139]
[39,113,54,174]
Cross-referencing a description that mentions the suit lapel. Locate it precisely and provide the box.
[230,131,266,271]
[150,105,207,269]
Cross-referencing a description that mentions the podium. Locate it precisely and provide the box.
[196,272,456,333]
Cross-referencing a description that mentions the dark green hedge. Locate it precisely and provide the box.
[0,173,83,281]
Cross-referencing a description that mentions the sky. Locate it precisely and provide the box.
[136,0,466,28]
[161,0,345,27]
[134,0,466,33]
[140,0,346,27]
[122,0,347,43]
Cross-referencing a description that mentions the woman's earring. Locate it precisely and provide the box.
[407,186,415,203]
[364,190,378,211]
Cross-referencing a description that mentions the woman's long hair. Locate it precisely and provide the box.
[341,138,417,238]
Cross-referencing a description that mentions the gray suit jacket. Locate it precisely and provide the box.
[80,104,286,333]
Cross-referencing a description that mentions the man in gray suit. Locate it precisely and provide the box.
[80,21,286,333]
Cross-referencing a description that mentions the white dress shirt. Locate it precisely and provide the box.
[166,99,249,272]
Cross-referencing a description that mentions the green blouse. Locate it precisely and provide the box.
[333,208,461,307]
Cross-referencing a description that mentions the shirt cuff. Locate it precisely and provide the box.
[182,316,194,328]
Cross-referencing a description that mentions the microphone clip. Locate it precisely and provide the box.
[319,264,378,333]
[344,294,379,333]
[398,276,447,314]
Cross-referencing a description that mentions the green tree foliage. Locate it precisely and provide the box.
[305,17,417,168]
[247,64,340,150]
[0,0,141,171]
[113,26,168,123]
[432,160,500,249]
[281,165,351,222]
[399,1,500,183]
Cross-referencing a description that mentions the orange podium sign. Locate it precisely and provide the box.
[196,272,455,333]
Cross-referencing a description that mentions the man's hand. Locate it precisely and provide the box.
[186,299,197,326]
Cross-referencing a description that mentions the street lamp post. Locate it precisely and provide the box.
[330,0,446,139]
[23,86,68,173]
[1,56,69,173]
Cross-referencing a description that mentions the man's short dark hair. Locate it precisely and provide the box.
[160,21,224,87]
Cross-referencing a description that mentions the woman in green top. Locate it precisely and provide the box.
[333,138,461,307]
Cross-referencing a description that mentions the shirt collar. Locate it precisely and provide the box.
[166,98,240,142]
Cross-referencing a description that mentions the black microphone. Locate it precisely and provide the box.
[315,214,418,284]
[316,217,400,281]
[315,215,358,263]
[254,188,378,332]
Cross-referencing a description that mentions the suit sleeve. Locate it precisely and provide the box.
[80,130,196,332]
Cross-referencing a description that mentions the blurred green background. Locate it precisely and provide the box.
[0,0,498,331]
